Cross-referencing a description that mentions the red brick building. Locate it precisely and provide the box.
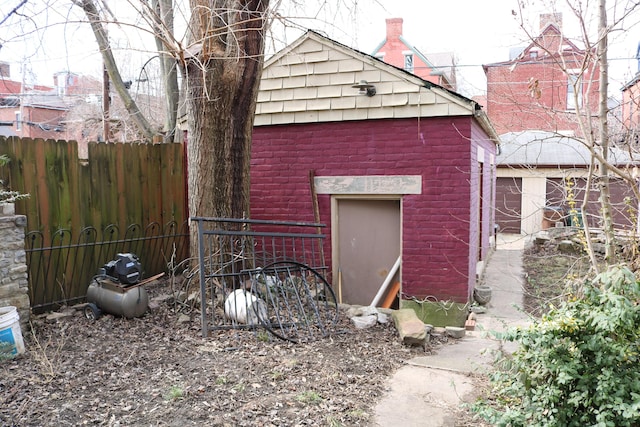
[0,62,68,140]
[483,13,600,136]
[250,31,498,322]
[372,18,456,91]
[0,63,149,146]
[621,71,640,138]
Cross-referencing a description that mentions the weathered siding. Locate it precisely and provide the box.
[251,116,487,303]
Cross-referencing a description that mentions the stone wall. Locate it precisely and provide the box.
[0,205,29,328]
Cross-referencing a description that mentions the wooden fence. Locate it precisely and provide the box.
[0,136,188,311]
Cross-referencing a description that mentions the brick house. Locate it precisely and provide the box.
[250,30,498,319]
[621,68,640,141]
[0,62,68,140]
[371,18,456,91]
[483,13,600,137]
[0,63,152,147]
[483,14,614,235]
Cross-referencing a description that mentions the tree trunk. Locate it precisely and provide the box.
[183,0,269,258]
[598,0,616,262]
[151,0,179,142]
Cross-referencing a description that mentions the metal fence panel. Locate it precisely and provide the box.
[26,220,189,312]
[189,217,337,343]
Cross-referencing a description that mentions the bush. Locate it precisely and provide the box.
[475,265,640,426]
[0,154,28,204]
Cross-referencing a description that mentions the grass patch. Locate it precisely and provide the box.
[165,385,184,401]
[296,390,322,405]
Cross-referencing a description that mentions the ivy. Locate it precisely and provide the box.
[475,265,640,426]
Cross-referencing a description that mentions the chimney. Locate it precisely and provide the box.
[540,13,562,31]
[0,62,10,78]
[386,18,403,41]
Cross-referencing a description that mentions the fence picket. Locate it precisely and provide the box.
[0,136,188,312]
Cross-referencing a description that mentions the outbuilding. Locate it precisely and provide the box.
[250,31,499,324]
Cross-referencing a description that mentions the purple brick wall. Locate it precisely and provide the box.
[251,117,496,303]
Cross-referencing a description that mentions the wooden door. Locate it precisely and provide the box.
[495,177,522,233]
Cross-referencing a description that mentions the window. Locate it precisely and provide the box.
[404,54,414,73]
[567,74,583,110]
[15,111,21,131]
[57,73,69,96]
[530,51,538,59]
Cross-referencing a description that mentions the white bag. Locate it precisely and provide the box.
[224,289,267,325]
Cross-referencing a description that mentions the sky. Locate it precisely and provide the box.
[1,0,640,99]
[294,0,640,97]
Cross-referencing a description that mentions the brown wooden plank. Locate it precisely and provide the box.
[495,177,522,234]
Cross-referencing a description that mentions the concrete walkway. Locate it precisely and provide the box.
[374,234,530,426]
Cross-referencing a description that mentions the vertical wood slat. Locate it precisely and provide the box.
[0,136,187,310]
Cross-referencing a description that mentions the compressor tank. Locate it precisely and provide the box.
[87,278,148,318]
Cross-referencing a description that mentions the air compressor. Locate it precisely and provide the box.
[84,253,148,320]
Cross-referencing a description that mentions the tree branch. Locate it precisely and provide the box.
[72,0,156,141]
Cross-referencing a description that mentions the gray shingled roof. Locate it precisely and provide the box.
[497,130,638,167]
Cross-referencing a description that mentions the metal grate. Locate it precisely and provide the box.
[189,217,338,343]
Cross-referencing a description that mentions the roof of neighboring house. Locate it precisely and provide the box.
[257,30,498,142]
[0,122,16,137]
[622,72,640,92]
[372,30,455,87]
[498,130,639,167]
[0,77,52,96]
[0,77,65,110]
[21,92,68,110]
[483,22,585,71]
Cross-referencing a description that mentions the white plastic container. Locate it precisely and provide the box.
[0,306,25,356]
[224,289,267,325]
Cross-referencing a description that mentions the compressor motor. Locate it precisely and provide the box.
[102,253,142,285]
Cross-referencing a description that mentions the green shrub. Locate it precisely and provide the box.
[475,265,640,426]
[0,154,28,204]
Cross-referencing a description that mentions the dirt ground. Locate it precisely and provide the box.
[521,237,595,317]
[0,241,578,427]
[0,278,466,427]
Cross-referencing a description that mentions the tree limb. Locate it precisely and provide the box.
[72,0,156,141]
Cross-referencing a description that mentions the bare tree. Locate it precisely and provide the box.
[596,0,616,261]
[149,0,179,142]
[72,0,158,141]
[0,0,28,28]
[180,0,269,255]
[505,0,640,266]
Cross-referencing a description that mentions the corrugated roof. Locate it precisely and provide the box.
[498,130,639,167]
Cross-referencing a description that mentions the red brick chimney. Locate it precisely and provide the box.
[540,13,562,31]
[386,18,403,41]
